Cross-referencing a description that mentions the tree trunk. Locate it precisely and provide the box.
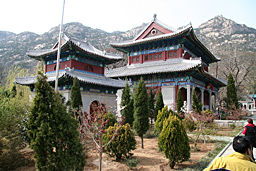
[99,134,102,171]
[169,160,175,169]
[141,135,144,149]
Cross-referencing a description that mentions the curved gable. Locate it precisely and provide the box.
[136,22,173,40]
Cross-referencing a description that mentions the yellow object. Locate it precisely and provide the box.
[204,152,256,171]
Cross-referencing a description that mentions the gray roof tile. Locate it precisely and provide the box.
[105,58,201,77]
[16,67,126,88]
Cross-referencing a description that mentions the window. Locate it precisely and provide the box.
[168,52,172,58]
[136,57,139,62]
[154,54,157,59]
[54,64,61,70]
[149,55,153,60]
[85,64,93,72]
[145,55,148,61]
[158,54,162,59]
[132,57,135,62]
[173,51,177,57]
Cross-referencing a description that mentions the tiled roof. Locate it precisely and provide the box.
[27,34,123,61]
[105,58,201,77]
[110,24,192,47]
[15,67,126,88]
[133,17,177,40]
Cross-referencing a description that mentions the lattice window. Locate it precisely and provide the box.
[85,64,93,72]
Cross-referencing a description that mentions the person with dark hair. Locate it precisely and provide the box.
[204,136,256,171]
[243,118,256,160]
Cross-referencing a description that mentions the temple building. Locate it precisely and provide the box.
[15,34,126,114]
[106,15,227,112]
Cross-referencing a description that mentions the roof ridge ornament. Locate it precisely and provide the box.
[153,14,157,21]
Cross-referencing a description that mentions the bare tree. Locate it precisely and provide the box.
[218,50,255,97]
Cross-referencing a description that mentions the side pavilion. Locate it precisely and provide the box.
[15,34,126,114]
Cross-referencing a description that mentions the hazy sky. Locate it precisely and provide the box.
[1,0,255,34]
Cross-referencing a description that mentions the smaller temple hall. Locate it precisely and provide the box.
[15,34,126,114]
[106,15,227,112]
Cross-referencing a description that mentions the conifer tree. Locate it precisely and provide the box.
[148,88,155,124]
[133,77,149,148]
[192,88,202,113]
[176,89,183,113]
[158,115,190,169]
[226,73,239,109]
[28,72,86,170]
[154,106,170,135]
[154,90,164,121]
[71,77,83,109]
[121,81,134,127]
[103,111,117,129]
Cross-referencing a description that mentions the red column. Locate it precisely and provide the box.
[175,85,179,103]
[128,56,131,65]
[163,51,167,61]
[140,54,143,64]
[178,47,183,58]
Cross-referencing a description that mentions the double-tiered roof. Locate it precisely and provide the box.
[28,34,123,65]
[15,34,126,89]
[110,16,220,64]
[106,16,226,88]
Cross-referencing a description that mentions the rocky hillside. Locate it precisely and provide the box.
[0,22,147,69]
[195,15,256,54]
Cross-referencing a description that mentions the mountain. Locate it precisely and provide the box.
[195,15,256,54]
[0,22,147,69]
[0,15,255,96]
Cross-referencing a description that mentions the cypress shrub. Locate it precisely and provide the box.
[121,81,134,127]
[158,115,190,169]
[28,72,86,170]
[176,89,184,113]
[154,106,170,135]
[103,111,117,129]
[133,78,149,148]
[148,88,155,124]
[103,123,136,160]
[192,88,202,113]
[154,90,164,121]
[71,77,83,109]
[226,73,239,109]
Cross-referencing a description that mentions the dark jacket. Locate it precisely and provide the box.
[243,123,256,147]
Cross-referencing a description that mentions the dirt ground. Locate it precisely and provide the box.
[15,136,217,171]
[14,128,235,171]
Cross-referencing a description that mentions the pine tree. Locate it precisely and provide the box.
[176,89,183,113]
[71,77,83,109]
[28,71,86,170]
[192,88,202,113]
[133,77,149,148]
[154,90,164,121]
[226,73,239,109]
[121,81,134,127]
[148,88,155,124]
[158,115,190,169]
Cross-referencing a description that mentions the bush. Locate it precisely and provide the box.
[0,151,29,171]
[183,114,196,132]
[103,111,117,129]
[158,115,190,169]
[126,156,140,169]
[154,106,170,135]
[103,123,136,160]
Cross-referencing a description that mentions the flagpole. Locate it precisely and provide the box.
[55,0,66,92]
